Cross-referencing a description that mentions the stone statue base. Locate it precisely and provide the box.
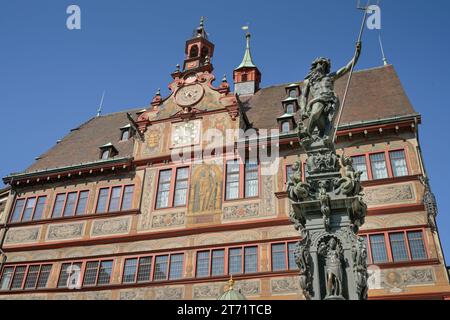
[291,194,368,300]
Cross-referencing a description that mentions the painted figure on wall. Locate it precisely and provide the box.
[189,164,222,214]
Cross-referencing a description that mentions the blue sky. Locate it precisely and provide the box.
[1,0,449,261]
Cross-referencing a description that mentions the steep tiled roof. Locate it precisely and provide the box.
[25,109,141,173]
[241,65,418,129]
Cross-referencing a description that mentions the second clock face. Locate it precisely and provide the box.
[175,84,204,107]
[171,120,201,148]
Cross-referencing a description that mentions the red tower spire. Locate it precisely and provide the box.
[173,17,215,79]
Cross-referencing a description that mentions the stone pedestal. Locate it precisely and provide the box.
[287,138,368,300]
[292,197,365,300]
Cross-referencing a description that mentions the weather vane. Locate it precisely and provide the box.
[241,22,250,34]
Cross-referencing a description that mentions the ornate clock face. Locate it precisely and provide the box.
[175,84,204,107]
[171,120,201,148]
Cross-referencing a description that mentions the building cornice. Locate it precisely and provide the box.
[3,157,134,186]
[337,113,421,131]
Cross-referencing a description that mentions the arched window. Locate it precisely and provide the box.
[189,45,199,58]
[281,122,290,133]
[241,73,248,82]
[286,104,294,114]
[289,89,297,98]
[201,47,209,59]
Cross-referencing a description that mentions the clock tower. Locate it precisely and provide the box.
[172,17,215,79]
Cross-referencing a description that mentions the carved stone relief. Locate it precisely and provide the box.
[5,227,40,244]
[364,184,415,207]
[47,223,84,241]
[235,280,261,297]
[271,276,301,294]
[223,203,260,220]
[154,286,184,300]
[193,283,223,300]
[91,217,130,237]
[152,212,186,229]
[119,289,149,300]
[380,267,435,293]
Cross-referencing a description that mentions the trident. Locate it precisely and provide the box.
[332,1,374,143]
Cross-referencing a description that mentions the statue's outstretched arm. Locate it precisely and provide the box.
[333,42,362,80]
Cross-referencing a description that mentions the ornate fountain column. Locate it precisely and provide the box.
[288,49,369,300]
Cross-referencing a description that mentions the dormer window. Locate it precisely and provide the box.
[101,150,110,160]
[120,124,132,142]
[99,143,118,160]
[285,84,300,98]
[277,113,295,134]
[286,104,294,114]
[282,98,298,114]
[281,121,291,133]
[121,130,130,141]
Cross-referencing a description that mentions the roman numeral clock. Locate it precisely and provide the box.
[171,120,201,148]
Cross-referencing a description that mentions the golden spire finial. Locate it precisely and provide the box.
[227,275,235,291]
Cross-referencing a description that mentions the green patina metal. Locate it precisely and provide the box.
[235,32,256,70]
